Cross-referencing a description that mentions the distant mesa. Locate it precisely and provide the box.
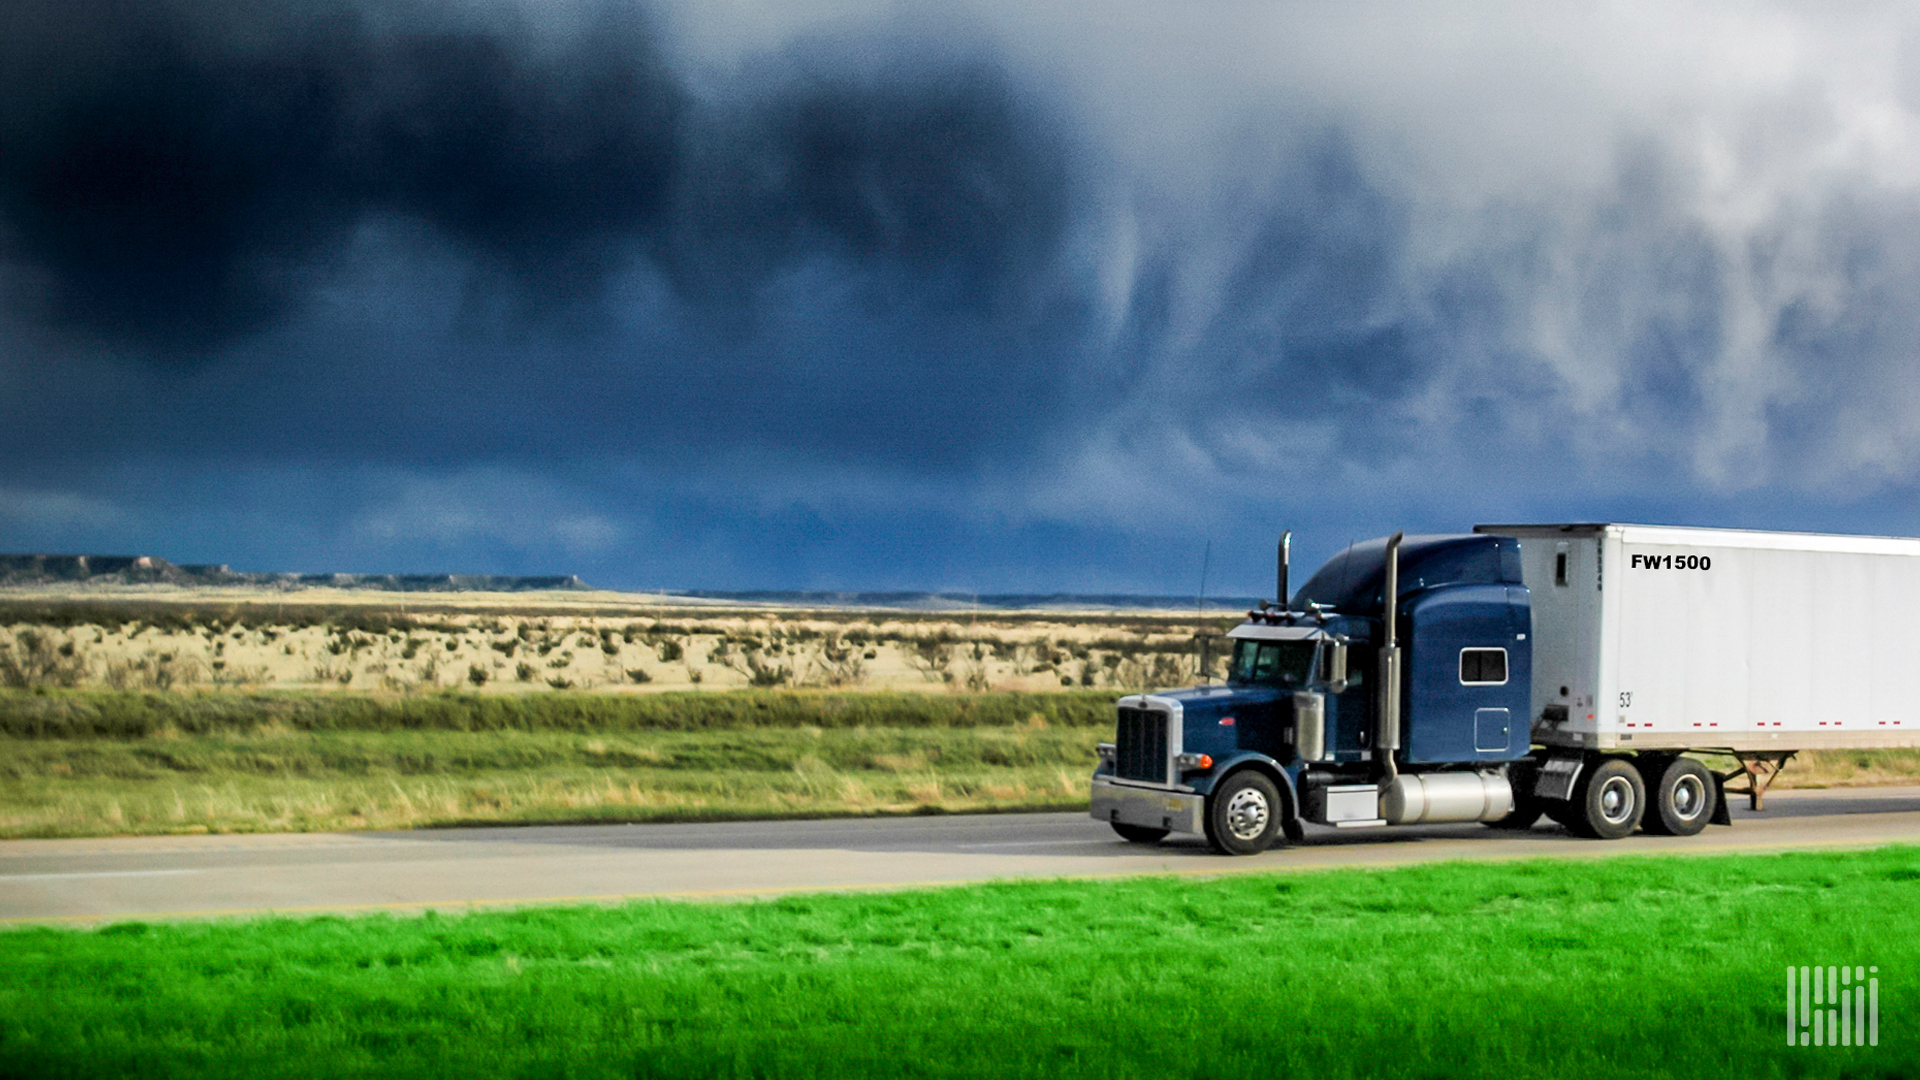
[0,554,589,592]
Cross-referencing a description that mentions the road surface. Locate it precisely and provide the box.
[4,785,1918,924]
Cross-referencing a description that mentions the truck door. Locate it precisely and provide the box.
[1403,586,1531,763]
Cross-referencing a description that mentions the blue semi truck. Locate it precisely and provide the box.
[1091,524,1920,853]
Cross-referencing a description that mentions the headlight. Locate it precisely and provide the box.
[1096,742,1116,763]
[1174,752,1214,771]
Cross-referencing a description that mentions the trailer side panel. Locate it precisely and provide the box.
[1480,523,1920,752]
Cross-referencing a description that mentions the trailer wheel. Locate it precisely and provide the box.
[1569,758,1644,840]
[1204,771,1283,855]
[1642,757,1715,837]
[1110,822,1170,844]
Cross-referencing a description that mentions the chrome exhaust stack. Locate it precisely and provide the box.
[1377,531,1403,785]
[1277,530,1292,612]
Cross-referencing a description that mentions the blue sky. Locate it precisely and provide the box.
[5,1,1920,595]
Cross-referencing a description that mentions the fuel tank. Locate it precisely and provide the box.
[1380,771,1513,824]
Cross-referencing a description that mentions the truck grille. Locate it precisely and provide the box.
[1115,706,1170,784]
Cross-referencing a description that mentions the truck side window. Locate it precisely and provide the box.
[1460,648,1508,685]
[1340,648,1365,689]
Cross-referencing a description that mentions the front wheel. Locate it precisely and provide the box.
[1204,771,1284,855]
[1111,822,1170,844]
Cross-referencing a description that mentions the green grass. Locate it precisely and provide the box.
[0,689,1118,738]
[2,847,1914,1079]
[0,729,1099,836]
[0,691,1111,837]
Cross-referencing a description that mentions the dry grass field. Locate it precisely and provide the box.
[0,588,1228,696]
[0,588,1225,836]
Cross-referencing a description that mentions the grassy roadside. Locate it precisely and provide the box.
[0,690,1111,837]
[0,688,1119,737]
[3,690,1916,839]
[2,846,1913,1079]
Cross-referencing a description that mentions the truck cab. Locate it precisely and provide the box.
[1091,532,1535,853]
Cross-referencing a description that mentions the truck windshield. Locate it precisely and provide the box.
[1228,639,1318,687]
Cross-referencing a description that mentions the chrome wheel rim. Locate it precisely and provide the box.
[1598,776,1636,825]
[1224,786,1270,841]
[1671,775,1704,821]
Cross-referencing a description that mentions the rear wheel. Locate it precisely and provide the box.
[1642,756,1715,837]
[1569,757,1645,839]
[1204,771,1284,855]
[1110,822,1170,844]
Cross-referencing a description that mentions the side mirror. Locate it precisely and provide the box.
[1322,640,1349,692]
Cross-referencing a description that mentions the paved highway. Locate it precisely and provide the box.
[4,785,1918,924]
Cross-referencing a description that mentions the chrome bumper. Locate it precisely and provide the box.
[1090,776,1205,835]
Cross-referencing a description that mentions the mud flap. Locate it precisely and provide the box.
[1709,771,1732,826]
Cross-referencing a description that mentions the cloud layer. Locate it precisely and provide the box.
[5,1,1920,591]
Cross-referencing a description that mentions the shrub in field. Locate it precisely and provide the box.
[906,638,952,683]
[745,654,791,688]
[626,668,652,684]
[806,635,865,688]
[0,630,88,689]
[467,664,488,687]
[960,643,991,692]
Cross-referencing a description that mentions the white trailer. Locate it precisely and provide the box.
[1477,523,1920,810]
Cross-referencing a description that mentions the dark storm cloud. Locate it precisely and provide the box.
[1202,133,1419,403]
[0,1,1070,358]
[667,39,1071,312]
[0,0,1086,493]
[0,0,683,351]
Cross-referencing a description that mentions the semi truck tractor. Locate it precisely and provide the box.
[1090,523,1920,854]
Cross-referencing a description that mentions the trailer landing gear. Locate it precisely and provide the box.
[1721,752,1795,811]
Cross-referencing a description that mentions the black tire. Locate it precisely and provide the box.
[1568,757,1645,840]
[1204,771,1285,855]
[1111,822,1170,844]
[1484,793,1544,831]
[1642,756,1716,837]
